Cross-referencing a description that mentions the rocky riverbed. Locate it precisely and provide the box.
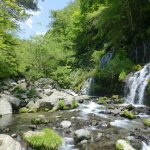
[0,78,150,150]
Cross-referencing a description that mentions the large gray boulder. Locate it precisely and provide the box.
[33,90,74,110]
[0,94,20,107]
[74,129,91,143]
[0,94,20,115]
[0,100,12,115]
[0,134,21,150]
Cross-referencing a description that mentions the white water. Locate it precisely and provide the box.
[80,77,95,95]
[125,64,150,105]
[59,138,78,150]
[142,142,150,150]
[79,101,108,119]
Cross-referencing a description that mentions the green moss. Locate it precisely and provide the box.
[57,100,67,110]
[19,107,29,113]
[98,96,108,104]
[31,115,48,125]
[111,95,119,100]
[24,128,62,150]
[71,100,78,109]
[119,71,127,81]
[57,99,78,110]
[121,110,136,119]
[143,119,150,127]
[132,64,142,71]
[116,143,124,150]
[29,107,38,113]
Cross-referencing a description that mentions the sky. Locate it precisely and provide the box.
[18,0,71,39]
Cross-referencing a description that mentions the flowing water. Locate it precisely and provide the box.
[125,63,150,105]
[0,101,150,150]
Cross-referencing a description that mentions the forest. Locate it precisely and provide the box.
[1,0,150,94]
[1,0,150,150]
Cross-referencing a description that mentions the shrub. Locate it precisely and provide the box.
[132,64,142,71]
[24,128,62,150]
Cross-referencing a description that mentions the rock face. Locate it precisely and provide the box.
[60,121,71,128]
[0,134,21,150]
[116,139,135,150]
[74,129,91,143]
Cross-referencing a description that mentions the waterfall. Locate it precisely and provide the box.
[80,77,95,95]
[125,64,150,105]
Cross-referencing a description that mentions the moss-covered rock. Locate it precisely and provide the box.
[143,118,150,127]
[57,99,78,110]
[31,115,49,125]
[28,107,38,113]
[116,139,135,150]
[125,104,135,111]
[98,97,108,104]
[121,110,136,119]
[19,107,29,113]
[24,128,62,150]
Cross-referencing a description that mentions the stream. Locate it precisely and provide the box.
[0,100,150,150]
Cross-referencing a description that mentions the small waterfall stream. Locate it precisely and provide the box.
[125,63,150,105]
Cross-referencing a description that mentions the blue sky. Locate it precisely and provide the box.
[18,0,71,39]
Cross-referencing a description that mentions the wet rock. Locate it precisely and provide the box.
[31,115,49,125]
[100,122,110,128]
[74,95,90,102]
[116,139,135,150]
[74,129,91,143]
[11,134,17,138]
[0,134,21,150]
[80,140,87,145]
[60,121,71,129]
[28,125,37,130]
[125,104,135,111]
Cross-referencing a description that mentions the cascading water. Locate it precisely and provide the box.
[80,77,95,95]
[125,63,150,105]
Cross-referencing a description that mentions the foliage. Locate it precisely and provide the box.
[119,71,127,81]
[24,128,62,150]
[147,79,150,95]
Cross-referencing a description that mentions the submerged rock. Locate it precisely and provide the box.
[31,115,49,125]
[74,129,91,143]
[0,134,21,150]
[116,139,135,150]
[60,121,71,129]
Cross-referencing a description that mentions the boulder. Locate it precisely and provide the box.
[0,100,12,115]
[60,121,71,128]
[116,139,135,150]
[74,129,91,143]
[34,90,74,110]
[0,134,21,150]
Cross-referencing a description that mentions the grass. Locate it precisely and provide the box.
[24,128,62,150]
